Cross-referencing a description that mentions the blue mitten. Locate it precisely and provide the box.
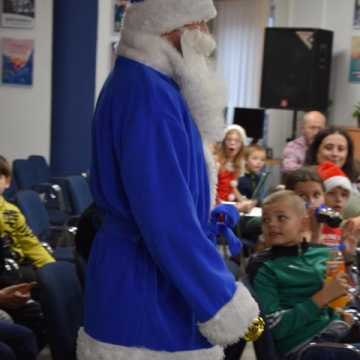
[208,204,243,256]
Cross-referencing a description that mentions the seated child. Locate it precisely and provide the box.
[284,166,328,244]
[249,190,355,359]
[317,161,352,247]
[237,144,267,200]
[285,164,358,251]
[213,125,255,212]
[0,156,54,281]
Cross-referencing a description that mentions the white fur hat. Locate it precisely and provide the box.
[224,124,247,144]
[124,0,217,35]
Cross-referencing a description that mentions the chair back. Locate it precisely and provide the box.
[298,342,360,360]
[3,177,17,203]
[65,176,93,216]
[15,190,49,241]
[37,262,83,360]
[12,159,36,190]
[28,155,51,184]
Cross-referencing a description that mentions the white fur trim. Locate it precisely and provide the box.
[119,29,175,77]
[124,0,217,35]
[204,143,218,208]
[224,125,247,145]
[324,176,352,193]
[198,282,259,346]
[77,328,224,360]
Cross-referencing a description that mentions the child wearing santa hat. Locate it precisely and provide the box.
[214,124,255,212]
[318,161,352,247]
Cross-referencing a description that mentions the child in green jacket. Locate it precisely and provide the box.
[251,190,353,358]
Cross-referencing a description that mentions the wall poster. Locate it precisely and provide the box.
[354,0,360,29]
[1,37,34,86]
[1,0,35,28]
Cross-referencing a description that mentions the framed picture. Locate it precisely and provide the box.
[350,37,360,83]
[0,0,35,29]
[113,0,128,33]
[1,37,34,86]
[354,0,360,29]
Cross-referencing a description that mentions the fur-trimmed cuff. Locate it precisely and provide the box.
[198,282,259,346]
[77,328,224,360]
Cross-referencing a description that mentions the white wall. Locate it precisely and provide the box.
[325,0,360,126]
[0,0,53,163]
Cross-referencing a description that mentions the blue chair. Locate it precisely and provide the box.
[37,262,83,360]
[27,155,51,185]
[3,177,17,203]
[64,176,93,217]
[12,159,34,190]
[15,190,75,255]
[12,159,68,222]
[15,190,52,243]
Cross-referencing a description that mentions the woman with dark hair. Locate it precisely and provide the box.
[306,126,360,217]
[305,126,358,183]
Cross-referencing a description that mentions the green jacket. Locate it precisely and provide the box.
[0,196,54,268]
[251,244,339,355]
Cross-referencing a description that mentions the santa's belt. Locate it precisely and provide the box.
[102,215,142,242]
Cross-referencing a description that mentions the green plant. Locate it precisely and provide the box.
[352,101,360,119]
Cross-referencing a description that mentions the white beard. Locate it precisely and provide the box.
[118,28,226,144]
[175,29,227,144]
[118,29,225,206]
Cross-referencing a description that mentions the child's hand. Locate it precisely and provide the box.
[0,282,36,309]
[341,310,355,326]
[235,200,256,213]
[312,273,349,307]
[342,217,360,255]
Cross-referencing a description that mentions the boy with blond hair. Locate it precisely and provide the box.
[237,144,266,200]
[249,190,357,359]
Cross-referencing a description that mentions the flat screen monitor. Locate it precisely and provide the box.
[233,108,265,141]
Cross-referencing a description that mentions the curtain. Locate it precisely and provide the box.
[214,0,269,123]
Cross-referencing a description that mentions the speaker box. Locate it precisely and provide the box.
[260,27,333,111]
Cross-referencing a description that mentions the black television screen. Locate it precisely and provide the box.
[233,108,265,140]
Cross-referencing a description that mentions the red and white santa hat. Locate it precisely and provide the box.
[224,124,247,145]
[317,161,352,192]
[124,0,217,35]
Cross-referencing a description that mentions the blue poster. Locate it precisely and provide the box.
[2,38,34,86]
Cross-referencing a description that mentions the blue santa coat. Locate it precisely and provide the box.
[84,56,236,352]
